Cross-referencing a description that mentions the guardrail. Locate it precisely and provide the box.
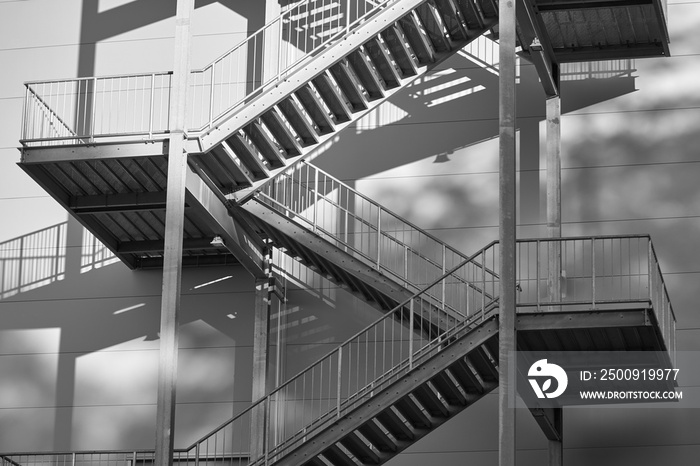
[251,160,500,316]
[22,73,173,146]
[21,0,401,145]
[0,235,675,464]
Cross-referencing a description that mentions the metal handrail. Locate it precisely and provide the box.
[181,239,498,459]
[21,0,403,144]
[250,161,499,317]
[0,235,677,464]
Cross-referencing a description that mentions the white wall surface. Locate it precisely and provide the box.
[0,0,699,462]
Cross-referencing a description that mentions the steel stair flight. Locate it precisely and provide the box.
[189,0,498,196]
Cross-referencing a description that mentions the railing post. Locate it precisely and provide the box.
[441,245,446,310]
[481,250,486,322]
[195,444,200,466]
[277,17,283,82]
[409,300,415,369]
[149,74,156,140]
[346,0,351,33]
[648,239,653,309]
[313,168,319,233]
[536,240,540,311]
[337,347,343,419]
[591,239,596,308]
[263,396,270,466]
[22,86,29,141]
[209,63,216,129]
[376,207,382,270]
[71,452,76,466]
[404,245,409,288]
[89,77,97,142]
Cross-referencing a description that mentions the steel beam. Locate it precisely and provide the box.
[155,0,193,465]
[117,238,219,254]
[516,309,652,330]
[530,407,563,441]
[536,0,652,10]
[499,0,518,464]
[20,140,169,164]
[184,165,267,279]
[555,43,668,62]
[516,0,560,97]
[70,192,167,213]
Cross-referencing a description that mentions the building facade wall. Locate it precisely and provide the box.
[0,0,698,462]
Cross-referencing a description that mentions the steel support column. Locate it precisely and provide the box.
[546,96,562,308]
[499,0,517,464]
[251,246,273,459]
[546,95,563,466]
[154,0,193,464]
[546,97,562,241]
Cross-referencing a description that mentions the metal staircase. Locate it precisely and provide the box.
[19,0,670,269]
[0,235,676,466]
[11,0,676,462]
[167,235,673,466]
[187,0,498,197]
[232,159,498,332]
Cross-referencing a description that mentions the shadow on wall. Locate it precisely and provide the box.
[0,214,379,451]
[77,0,270,77]
[0,216,259,450]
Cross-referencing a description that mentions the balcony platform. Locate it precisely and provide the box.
[19,140,264,270]
[532,0,670,62]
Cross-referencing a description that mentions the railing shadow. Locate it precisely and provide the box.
[0,222,121,301]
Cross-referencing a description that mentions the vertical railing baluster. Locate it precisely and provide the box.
[376,207,382,270]
[149,74,155,139]
[313,168,319,232]
[592,238,596,308]
[441,244,446,309]
[337,347,342,418]
[648,239,653,310]
[404,245,409,288]
[277,17,283,82]
[409,299,414,369]
[536,240,540,311]
[209,63,216,129]
[22,86,29,140]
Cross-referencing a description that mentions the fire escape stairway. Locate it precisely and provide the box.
[189,0,498,196]
[231,159,498,334]
[176,244,502,466]
[169,233,676,466]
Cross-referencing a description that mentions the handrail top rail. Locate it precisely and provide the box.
[184,239,500,449]
[253,159,470,261]
[190,233,673,448]
[24,71,173,87]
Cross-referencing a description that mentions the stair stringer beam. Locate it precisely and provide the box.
[273,316,499,466]
[241,198,415,306]
[184,165,267,278]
